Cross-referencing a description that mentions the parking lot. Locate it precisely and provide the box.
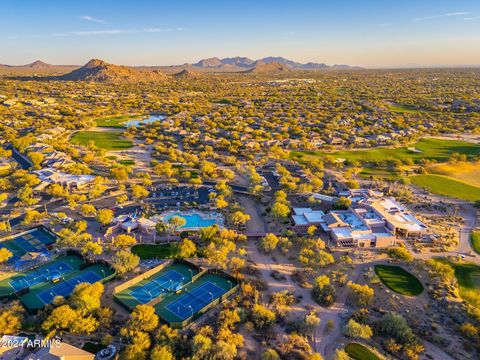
[145,186,213,210]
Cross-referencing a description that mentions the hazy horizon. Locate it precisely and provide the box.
[2,0,480,68]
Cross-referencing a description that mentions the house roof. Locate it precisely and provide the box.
[26,342,94,360]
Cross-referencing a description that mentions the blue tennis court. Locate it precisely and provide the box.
[36,271,102,305]
[10,261,73,292]
[0,227,57,265]
[130,270,186,304]
[166,282,225,321]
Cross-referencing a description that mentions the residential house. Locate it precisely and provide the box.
[33,169,95,190]
[23,340,94,360]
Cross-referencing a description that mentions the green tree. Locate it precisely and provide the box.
[96,208,114,226]
[343,319,373,339]
[82,241,103,258]
[312,275,336,306]
[70,282,104,314]
[17,186,38,206]
[348,282,374,307]
[175,238,196,258]
[387,247,413,262]
[114,234,137,248]
[304,311,321,340]
[81,204,97,217]
[335,197,352,209]
[28,151,44,170]
[333,349,350,360]
[48,184,69,198]
[151,345,174,360]
[110,166,129,181]
[0,248,13,264]
[251,304,276,330]
[192,332,213,360]
[0,302,24,334]
[260,233,279,252]
[168,216,186,233]
[22,209,44,225]
[378,312,414,343]
[261,349,281,360]
[112,249,140,276]
[230,211,250,226]
[42,305,78,331]
[125,305,159,333]
[132,184,150,199]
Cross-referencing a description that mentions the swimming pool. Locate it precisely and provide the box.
[161,212,222,231]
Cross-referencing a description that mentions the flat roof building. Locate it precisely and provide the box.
[361,197,429,238]
[292,208,326,233]
[321,209,396,248]
[33,168,95,190]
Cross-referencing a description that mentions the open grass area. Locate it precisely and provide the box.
[374,265,424,296]
[388,104,432,114]
[345,342,383,360]
[471,232,480,255]
[131,244,177,259]
[291,138,480,164]
[359,167,401,180]
[118,159,135,166]
[411,174,480,201]
[429,161,480,188]
[94,114,142,128]
[71,131,134,151]
[435,259,480,298]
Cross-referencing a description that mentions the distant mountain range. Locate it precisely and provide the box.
[59,59,167,82]
[0,60,79,75]
[192,56,361,70]
[0,56,361,79]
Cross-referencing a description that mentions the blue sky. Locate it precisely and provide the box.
[1,0,480,67]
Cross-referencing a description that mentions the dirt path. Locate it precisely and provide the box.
[237,195,268,233]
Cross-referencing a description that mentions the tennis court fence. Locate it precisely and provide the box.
[167,268,240,329]
[12,256,116,301]
[113,259,173,295]
[169,279,240,329]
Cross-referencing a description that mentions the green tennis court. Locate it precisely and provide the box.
[19,262,115,311]
[0,255,83,298]
[114,262,199,310]
[155,273,236,325]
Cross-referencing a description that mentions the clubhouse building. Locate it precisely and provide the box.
[293,195,429,248]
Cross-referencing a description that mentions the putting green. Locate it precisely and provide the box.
[345,342,384,360]
[374,265,424,296]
